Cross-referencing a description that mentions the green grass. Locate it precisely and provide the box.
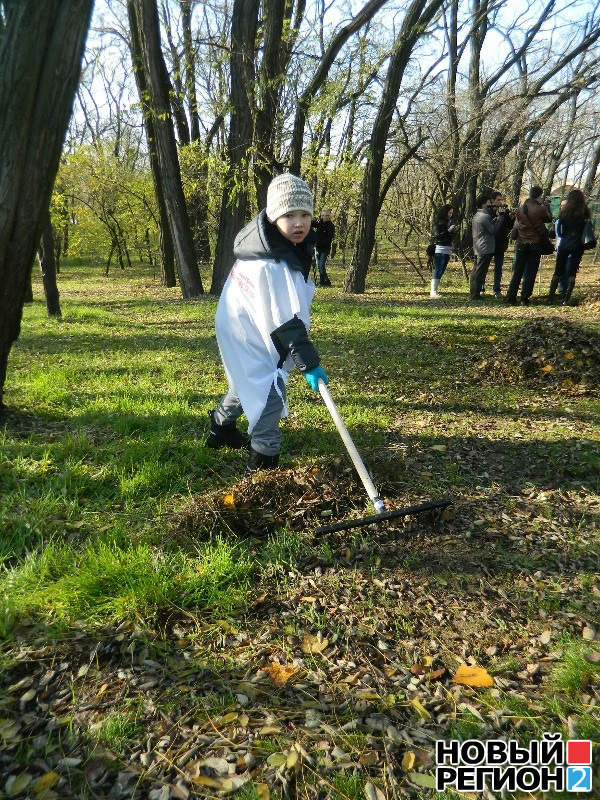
[2,259,600,687]
[92,711,143,754]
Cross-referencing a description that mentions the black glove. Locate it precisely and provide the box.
[271,316,320,372]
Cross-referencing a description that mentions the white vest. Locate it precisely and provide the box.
[215,258,316,433]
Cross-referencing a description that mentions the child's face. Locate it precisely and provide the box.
[275,210,312,244]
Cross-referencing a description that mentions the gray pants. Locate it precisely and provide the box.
[214,378,285,456]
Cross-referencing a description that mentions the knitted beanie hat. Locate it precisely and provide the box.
[266,173,313,222]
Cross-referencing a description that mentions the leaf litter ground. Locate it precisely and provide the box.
[1,264,599,799]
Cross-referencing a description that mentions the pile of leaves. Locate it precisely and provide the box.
[176,457,417,540]
[581,288,600,313]
[474,318,600,394]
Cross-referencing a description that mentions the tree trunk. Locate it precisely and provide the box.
[132,0,203,297]
[127,0,176,286]
[38,217,62,316]
[583,137,600,199]
[0,0,92,409]
[344,0,443,293]
[254,0,306,207]
[211,0,259,295]
[181,0,200,142]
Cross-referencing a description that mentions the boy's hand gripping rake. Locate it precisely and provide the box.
[316,378,450,534]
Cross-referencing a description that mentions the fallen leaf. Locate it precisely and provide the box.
[192,776,222,788]
[33,772,60,793]
[410,698,431,719]
[255,784,270,800]
[301,634,329,654]
[265,662,299,687]
[408,772,437,789]
[452,663,494,687]
[259,726,282,735]
[402,751,416,771]
[6,774,32,796]
[582,625,596,641]
[364,781,385,800]
[223,493,235,507]
[359,751,378,767]
[266,753,286,768]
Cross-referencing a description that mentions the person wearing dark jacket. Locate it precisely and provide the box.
[470,193,505,300]
[312,209,335,286]
[481,191,513,297]
[505,186,552,305]
[430,204,457,298]
[548,188,591,305]
[207,173,328,471]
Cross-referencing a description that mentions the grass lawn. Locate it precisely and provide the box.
[1,253,599,799]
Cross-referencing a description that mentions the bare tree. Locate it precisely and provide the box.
[345,0,444,293]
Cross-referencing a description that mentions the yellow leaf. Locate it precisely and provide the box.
[223,493,235,507]
[239,713,249,727]
[301,634,329,654]
[410,698,431,719]
[266,662,299,687]
[402,751,416,771]
[564,351,575,360]
[96,683,109,698]
[255,783,270,800]
[286,750,299,769]
[430,444,447,452]
[259,725,282,735]
[452,663,494,687]
[33,773,60,793]
[541,364,554,373]
[193,776,222,788]
[488,335,496,341]
[221,712,238,724]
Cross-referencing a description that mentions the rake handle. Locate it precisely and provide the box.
[318,378,385,514]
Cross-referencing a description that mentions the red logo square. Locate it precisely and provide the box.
[567,740,592,764]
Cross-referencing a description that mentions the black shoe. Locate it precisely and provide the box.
[521,297,529,305]
[246,447,279,472]
[206,411,249,450]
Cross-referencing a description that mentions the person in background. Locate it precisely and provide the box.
[470,192,505,301]
[207,173,328,471]
[312,208,335,286]
[548,188,591,305]
[481,191,513,298]
[555,198,568,296]
[430,204,458,298]
[505,186,552,305]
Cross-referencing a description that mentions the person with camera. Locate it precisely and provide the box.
[487,191,514,297]
[548,188,592,305]
[505,186,552,306]
[470,192,507,301]
[430,204,458,298]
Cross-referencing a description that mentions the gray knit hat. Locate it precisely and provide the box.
[266,173,313,222]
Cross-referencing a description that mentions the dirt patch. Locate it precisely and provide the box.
[474,318,600,394]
